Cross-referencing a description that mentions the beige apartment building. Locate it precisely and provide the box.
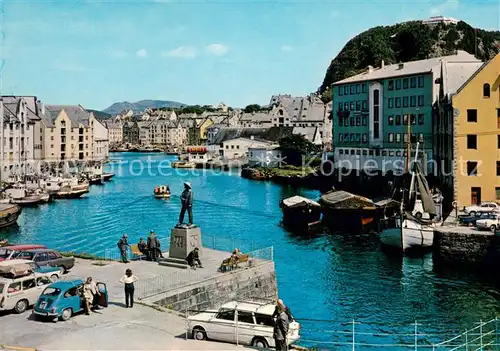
[105,121,123,145]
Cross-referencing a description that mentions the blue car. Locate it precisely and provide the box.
[33,279,108,321]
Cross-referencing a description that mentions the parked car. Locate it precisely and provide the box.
[464,202,500,216]
[476,214,500,231]
[187,301,301,348]
[459,212,495,227]
[0,272,55,313]
[33,279,108,322]
[0,259,61,281]
[15,249,75,273]
[0,245,47,262]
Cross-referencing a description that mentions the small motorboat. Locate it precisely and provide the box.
[54,186,87,199]
[154,185,171,198]
[171,161,196,169]
[102,173,115,181]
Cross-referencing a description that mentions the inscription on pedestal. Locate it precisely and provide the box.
[169,226,202,259]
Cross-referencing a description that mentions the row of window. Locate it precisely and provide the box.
[338,149,409,157]
[338,83,367,96]
[338,133,425,143]
[388,95,425,109]
[466,161,500,176]
[467,108,500,122]
[338,100,368,112]
[389,114,425,126]
[388,76,425,91]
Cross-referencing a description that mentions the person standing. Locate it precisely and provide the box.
[273,304,289,351]
[119,269,139,308]
[83,277,99,315]
[117,234,130,263]
[147,231,159,261]
[178,182,194,226]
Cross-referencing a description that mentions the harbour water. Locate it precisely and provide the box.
[2,152,500,348]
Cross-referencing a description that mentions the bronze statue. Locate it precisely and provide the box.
[178,182,194,227]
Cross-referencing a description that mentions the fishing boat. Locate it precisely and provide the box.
[54,185,87,199]
[320,190,377,233]
[0,203,22,228]
[154,185,171,198]
[379,142,442,252]
[102,173,115,181]
[6,185,43,206]
[86,173,104,185]
[171,161,196,169]
[280,196,322,234]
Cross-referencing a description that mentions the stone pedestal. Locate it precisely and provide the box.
[169,225,202,259]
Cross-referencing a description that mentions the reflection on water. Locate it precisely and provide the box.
[1,153,499,347]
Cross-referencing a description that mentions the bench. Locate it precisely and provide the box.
[130,244,145,260]
[219,254,249,272]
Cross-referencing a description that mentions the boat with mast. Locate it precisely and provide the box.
[379,141,441,252]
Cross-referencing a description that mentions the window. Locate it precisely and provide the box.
[389,133,394,143]
[404,134,408,143]
[403,78,408,89]
[418,114,424,125]
[403,114,408,125]
[382,151,387,156]
[497,162,500,176]
[216,309,235,321]
[22,279,36,290]
[498,109,500,128]
[361,84,366,93]
[339,86,343,96]
[64,287,78,298]
[396,134,401,143]
[362,100,367,110]
[395,80,401,90]
[8,282,21,293]
[356,150,361,155]
[388,98,394,108]
[467,109,477,122]
[47,251,61,260]
[344,102,349,111]
[395,97,401,108]
[237,311,255,324]
[36,276,51,286]
[356,84,360,94]
[338,102,343,111]
[369,150,374,156]
[410,96,416,107]
[467,161,478,176]
[395,115,401,125]
[388,115,394,125]
[350,133,354,142]
[344,86,348,95]
[362,134,367,143]
[356,134,361,142]
[410,77,416,88]
[350,102,355,111]
[356,117,360,126]
[231,145,234,149]
[350,85,355,94]
[496,187,500,201]
[410,114,416,125]
[403,96,409,107]
[350,118,354,126]
[255,313,274,327]
[363,150,368,155]
[389,151,395,156]
[419,134,424,142]
[339,134,343,143]
[356,101,361,111]
[339,149,343,154]
[344,133,349,141]
[418,76,424,87]
[362,117,367,126]
[418,95,424,106]
[483,83,491,98]
[388,80,394,90]
[50,136,54,141]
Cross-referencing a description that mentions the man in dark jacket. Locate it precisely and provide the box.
[137,237,148,258]
[117,234,130,263]
[186,247,203,269]
[273,306,289,350]
[147,231,160,261]
[178,182,193,226]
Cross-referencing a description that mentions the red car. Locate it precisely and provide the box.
[0,245,47,262]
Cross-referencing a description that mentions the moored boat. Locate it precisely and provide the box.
[102,173,115,181]
[171,161,196,169]
[0,203,22,228]
[154,185,171,198]
[280,195,322,234]
[54,185,87,199]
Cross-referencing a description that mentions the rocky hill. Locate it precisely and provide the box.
[88,109,112,120]
[102,99,185,116]
[318,20,500,102]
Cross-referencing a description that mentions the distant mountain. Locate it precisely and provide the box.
[102,100,186,116]
[88,109,112,121]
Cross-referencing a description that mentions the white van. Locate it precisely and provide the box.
[0,272,54,313]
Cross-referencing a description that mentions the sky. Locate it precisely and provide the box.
[0,0,499,111]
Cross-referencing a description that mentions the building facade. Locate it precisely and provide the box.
[90,115,109,161]
[435,53,500,207]
[105,121,123,145]
[123,121,140,145]
[332,51,481,175]
[219,137,271,159]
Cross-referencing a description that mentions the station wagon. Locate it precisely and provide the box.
[0,272,54,313]
[33,279,108,322]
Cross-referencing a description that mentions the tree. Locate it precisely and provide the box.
[243,104,261,113]
[279,134,320,166]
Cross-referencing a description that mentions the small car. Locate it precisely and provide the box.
[458,212,495,227]
[15,249,75,273]
[0,272,54,313]
[33,279,108,322]
[0,259,61,281]
[476,214,500,231]
[464,202,500,216]
[187,300,300,348]
[0,245,47,262]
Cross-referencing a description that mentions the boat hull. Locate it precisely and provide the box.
[11,197,42,206]
[380,218,434,251]
[54,189,87,199]
[0,204,22,228]
[321,207,377,234]
[154,194,171,199]
[282,206,322,234]
[102,173,115,181]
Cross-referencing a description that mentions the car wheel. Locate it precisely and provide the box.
[50,274,59,282]
[252,337,269,348]
[14,299,28,314]
[192,327,207,341]
[59,265,67,274]
[490,225,497,232]
[60,308,72,321]
[469,211,476,217]
[414,212,423,219]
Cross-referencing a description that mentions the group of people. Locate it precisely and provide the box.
[117,231,163,263]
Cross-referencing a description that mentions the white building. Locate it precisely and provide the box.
[90,115,109,161]
[248,145,282,167]
[219,137,271,160]
[423,16,459,26]
[105,121,123,145]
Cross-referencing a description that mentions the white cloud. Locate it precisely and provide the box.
[162,46,197,59]
[136,49,148,58]
[280,45,293,52]
[429,0,459,16]
[205,43,229,56]
[330,10,341,18]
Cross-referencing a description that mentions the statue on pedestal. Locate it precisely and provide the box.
[177,182,194,228]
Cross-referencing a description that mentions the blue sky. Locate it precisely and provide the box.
[1,0,499,110]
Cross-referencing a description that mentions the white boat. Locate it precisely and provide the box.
[380,142,442,252]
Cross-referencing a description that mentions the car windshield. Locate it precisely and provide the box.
[42,287,61,296]
[0,249,12,259]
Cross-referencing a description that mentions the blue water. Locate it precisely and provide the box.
[2,152,500,349]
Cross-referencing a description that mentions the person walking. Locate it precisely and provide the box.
[119,269,139,308]
[147,231,160,261]
[117,234,130,263]
[273,304,289,351]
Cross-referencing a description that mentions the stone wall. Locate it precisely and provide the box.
[150,262,278,313]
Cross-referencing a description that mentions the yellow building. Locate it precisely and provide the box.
[435,53,500,207]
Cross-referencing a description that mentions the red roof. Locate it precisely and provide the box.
[3,244,47,250]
